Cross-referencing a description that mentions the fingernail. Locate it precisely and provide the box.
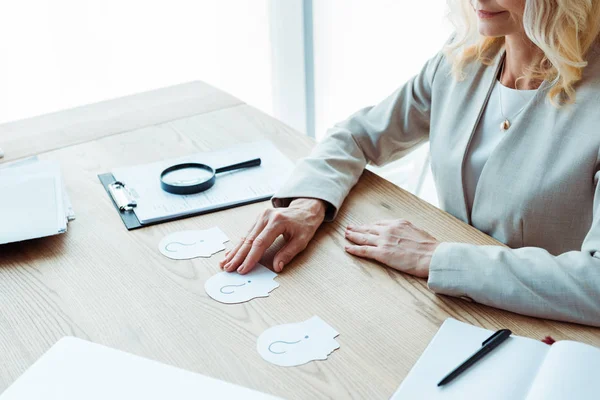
[277,261,284,272]
[237,266,244,273]
[347,225,353,230]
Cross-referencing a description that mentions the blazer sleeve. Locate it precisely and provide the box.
[428,170,600,327]
[272,50,446,221]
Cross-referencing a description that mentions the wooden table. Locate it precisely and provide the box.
[1,81,598,399]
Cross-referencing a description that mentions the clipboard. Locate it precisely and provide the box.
[98,173,273,230]
[98,174,143,230]
[98,141,294,231]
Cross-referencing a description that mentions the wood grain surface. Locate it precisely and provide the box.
[0,81,242,163]
[0,85,599,399]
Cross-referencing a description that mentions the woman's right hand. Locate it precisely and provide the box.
[219,198,327,275]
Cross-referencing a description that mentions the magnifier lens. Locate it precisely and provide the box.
[161,166,213,186]
[160,158,260,195]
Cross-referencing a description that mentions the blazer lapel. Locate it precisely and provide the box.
[456,51,505,224]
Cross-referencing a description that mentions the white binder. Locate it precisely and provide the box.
[0,159,73,245]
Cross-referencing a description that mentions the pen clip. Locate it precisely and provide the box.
[482,329,511,346]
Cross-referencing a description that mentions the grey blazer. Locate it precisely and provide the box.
[272,42,600,327]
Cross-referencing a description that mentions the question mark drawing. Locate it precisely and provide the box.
[165,240,204,253]
[268,336,310,354]
[220,280,252,294]
[257,316,339,367]
[159,228,229,261]
[204,263,279,304]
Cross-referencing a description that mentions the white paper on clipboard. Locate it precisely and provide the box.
[111,141,295,225]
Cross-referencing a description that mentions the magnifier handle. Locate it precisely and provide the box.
[215,158,261,174]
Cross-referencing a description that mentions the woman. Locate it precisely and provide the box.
[220,0,600,326]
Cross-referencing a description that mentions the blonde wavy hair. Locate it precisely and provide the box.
[444,0,600,104]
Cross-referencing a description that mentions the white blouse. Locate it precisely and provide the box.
[464,81,538,213]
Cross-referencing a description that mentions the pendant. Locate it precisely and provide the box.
[500,119,511,131]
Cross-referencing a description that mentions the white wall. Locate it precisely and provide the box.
[0,0,273,124]
[311,0,452,204]
[312,0,451,139]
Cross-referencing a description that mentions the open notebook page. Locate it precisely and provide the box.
[392,319,550,399]
[112,141,294,224]
[525,340,600,400]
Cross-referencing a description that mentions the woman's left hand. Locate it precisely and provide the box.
[344,219,441,278]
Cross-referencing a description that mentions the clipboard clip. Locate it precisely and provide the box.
[108,181,137,212]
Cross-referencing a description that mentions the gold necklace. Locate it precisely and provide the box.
[498,59,530,131]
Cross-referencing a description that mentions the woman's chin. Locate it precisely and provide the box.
[477,26,510,38]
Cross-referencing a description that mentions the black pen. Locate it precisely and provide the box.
[437,328,512,387]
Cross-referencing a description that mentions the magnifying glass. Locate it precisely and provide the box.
[160,158,261,195]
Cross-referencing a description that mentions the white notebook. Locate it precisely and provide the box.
[392,318,600,399]
[0,337,280,400]
[112,140,294,224]
[0,159,70,245]
[0,157,75,221]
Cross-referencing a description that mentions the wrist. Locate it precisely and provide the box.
[289,198,327,220]
[422,241,442,277]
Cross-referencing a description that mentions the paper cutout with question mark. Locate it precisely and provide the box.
[158,227,229,260]
[257,316,340,367]
[204,263,279,304]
